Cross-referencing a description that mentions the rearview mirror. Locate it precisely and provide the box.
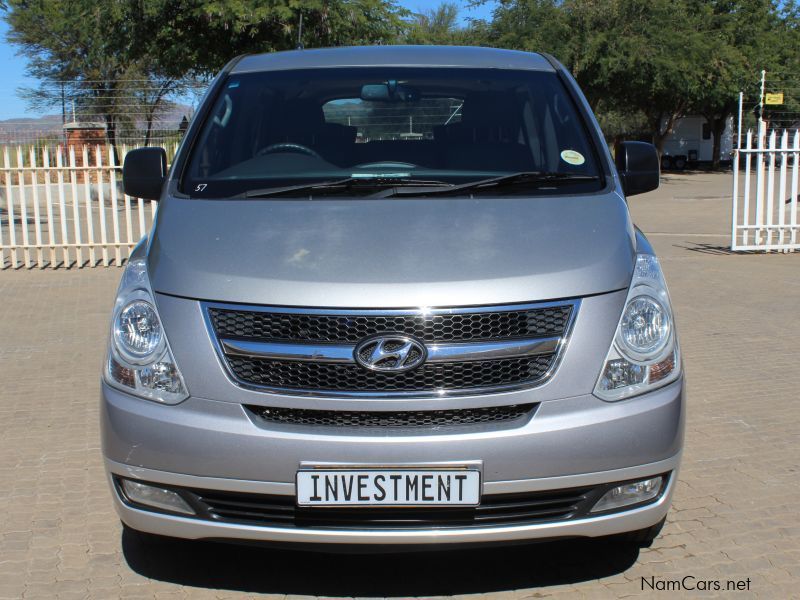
[360,81,420,103]
[615,141,660,196]
[123,147,168,200]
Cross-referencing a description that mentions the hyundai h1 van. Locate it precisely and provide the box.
[102,46,684,549]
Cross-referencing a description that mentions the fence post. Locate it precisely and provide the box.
[765,131,776,250]
[3,147,19,268]
[68,146,83,267]
[96,145,109,267]
[29,147,44,268]
[742,131,753,247]
[754,122,766,246]
[0,150,6,268]
[15,147,31,268]
[43,147,56,268]
[108,146,122,266]
[56,146,70,267]
[777,131,788,249]
[731,143,739,250]
[791,131,799,249]
[82,145,96,266]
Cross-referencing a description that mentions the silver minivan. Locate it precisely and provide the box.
[102,46,684,550]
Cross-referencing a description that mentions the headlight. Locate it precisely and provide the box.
[104,258,188,404]
[617,294,670,359]
[113,299,164,364]
[594,254,680,401]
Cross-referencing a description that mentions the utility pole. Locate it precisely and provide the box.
[736,92,743,150]
[755,70,767,246]
[758,69,766,132]
[296,11,304,50]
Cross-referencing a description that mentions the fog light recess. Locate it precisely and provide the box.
[590,476,664,513]
[121,479,195,515]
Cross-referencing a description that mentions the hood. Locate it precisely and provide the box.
[148,193,635,308]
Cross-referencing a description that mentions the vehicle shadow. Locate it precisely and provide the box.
[674,242,738,255]
[122,530,640,596]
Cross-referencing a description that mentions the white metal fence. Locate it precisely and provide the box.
[731,127,800,252]
[0,144,177,269]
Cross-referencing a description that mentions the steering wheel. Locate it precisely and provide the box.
[257,143,322,158]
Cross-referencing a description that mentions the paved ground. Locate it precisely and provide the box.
[1,172,799,599]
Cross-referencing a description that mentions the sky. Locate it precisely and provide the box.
[0,1,496,121]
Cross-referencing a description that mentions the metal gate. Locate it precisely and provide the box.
[731,70,800,252]
[0,144,175,269]
[731,126,800,252]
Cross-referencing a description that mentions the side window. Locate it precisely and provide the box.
[192,92,236,177]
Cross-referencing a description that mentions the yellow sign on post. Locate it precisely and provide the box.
[765,92,784,105]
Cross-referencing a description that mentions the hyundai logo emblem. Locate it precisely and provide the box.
[354,334,427,372]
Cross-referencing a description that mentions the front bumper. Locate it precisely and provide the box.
[101,377,684,545]
[108,458,678,546]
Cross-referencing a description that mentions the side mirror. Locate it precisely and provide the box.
[615,141,660,196]
[123,147,168,200]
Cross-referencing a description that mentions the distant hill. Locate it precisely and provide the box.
[0,115,63,144]
[0,104,194,144]
[0,114,62,126]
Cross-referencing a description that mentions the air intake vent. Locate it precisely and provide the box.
[247,403,537,428]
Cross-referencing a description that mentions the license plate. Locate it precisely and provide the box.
[296,469,481,507]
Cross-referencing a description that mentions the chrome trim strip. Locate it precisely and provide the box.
[221,339,354,363]
[201,299,581,399]
[427,337,560,362]
[204,298,578,316]
[220,336,561,364]
[106,454,680,496]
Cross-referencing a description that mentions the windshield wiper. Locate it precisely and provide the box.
[237,177,453,199]
[372,172,600,198]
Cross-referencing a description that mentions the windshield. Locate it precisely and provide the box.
[183,67,603,197]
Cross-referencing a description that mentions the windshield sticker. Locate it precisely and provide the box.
[560,150,586,166]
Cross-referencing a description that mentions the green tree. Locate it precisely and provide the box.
[483,0,800,163]
[405,2,466,44]
[485,1,712,154]
[140,0,408,78]
[4,0,408,157]
[481,1,571,62]
[687,0,795,167]
[578,0,710,155]
[4,1,152,157]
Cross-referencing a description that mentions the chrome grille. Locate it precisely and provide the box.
[204,301,578,398]
[209,305,572,342]
[247,404,537,428]
[228,355,554,392]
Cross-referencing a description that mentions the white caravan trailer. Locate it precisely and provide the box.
[661,115,734,169]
